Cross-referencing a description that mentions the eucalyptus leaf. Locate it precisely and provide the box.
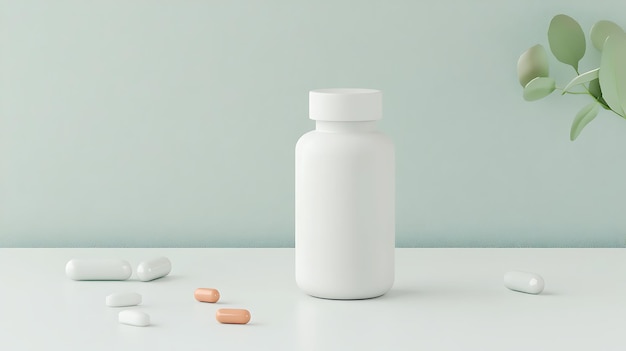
[590,20,624,51]
[570,102,599,140]
[523,77,556,101]
[588,79,611,110]
[517,44,550,87]
[588,78,601,98]
[548,14,586,70]
[599,33,626,116]
[562,68,599,94]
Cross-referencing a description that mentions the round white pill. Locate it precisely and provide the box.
[119,310,150,327]
[137,257,171,282]
[65,259,132,281]
[106,292,142,307]
[504,270,545,294]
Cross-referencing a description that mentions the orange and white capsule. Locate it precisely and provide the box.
[194,288,220,303]
[216,308,251,324]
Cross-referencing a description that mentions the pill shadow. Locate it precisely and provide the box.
[151,275,181,282]
[108,305,150,309]
[119,324,158,328]
[197,300,229,305]
[503,289,560,296]
[380,287,561,300]
[537,291,559,296]
[216,322,259,326]
[129,275,182,283]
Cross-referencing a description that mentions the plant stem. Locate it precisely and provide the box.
[570,66,593,95]
[558,84,621,117]
[556,87,591,95]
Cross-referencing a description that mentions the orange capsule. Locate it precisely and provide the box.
[216,308,251,324]
[194,288,220,303]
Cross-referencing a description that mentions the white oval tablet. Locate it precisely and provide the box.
[504,270,545,294]
[65,259,132,281]
[137,257,171,282]
[106,292,142,307]
[119,310,150,327]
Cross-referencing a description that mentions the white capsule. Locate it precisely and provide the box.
[136,257,171,282]
[106,292,142,307]
[65,259,132,281]
[504,270,545,294]
[119,310,150,327]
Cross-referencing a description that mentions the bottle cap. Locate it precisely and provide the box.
[309,88,382,121]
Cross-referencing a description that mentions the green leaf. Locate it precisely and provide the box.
[562,68,599,94]
[590,20,624,51]
[517,44,550,87]
[588,78,601,98]
[599,33,626,116]
[570,102,599,140]
[588,79,611,110]
[523,77,556,101]
[588,79,606,104]
[548,14,586,70]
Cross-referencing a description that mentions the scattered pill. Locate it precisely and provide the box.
[119,310,150,327]
[137,257,171,282]
[106,292,142,307]
[216,309,251,324]
[504,270,545,294]
[65,259,132,281]
[194,288,220,303]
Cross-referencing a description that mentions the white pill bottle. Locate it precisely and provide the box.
[295,88,395,299]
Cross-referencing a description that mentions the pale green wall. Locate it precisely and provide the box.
[2,0,626,247]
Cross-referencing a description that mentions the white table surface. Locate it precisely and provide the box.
[1,248,625,351]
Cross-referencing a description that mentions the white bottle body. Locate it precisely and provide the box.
[295,121,395,299]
